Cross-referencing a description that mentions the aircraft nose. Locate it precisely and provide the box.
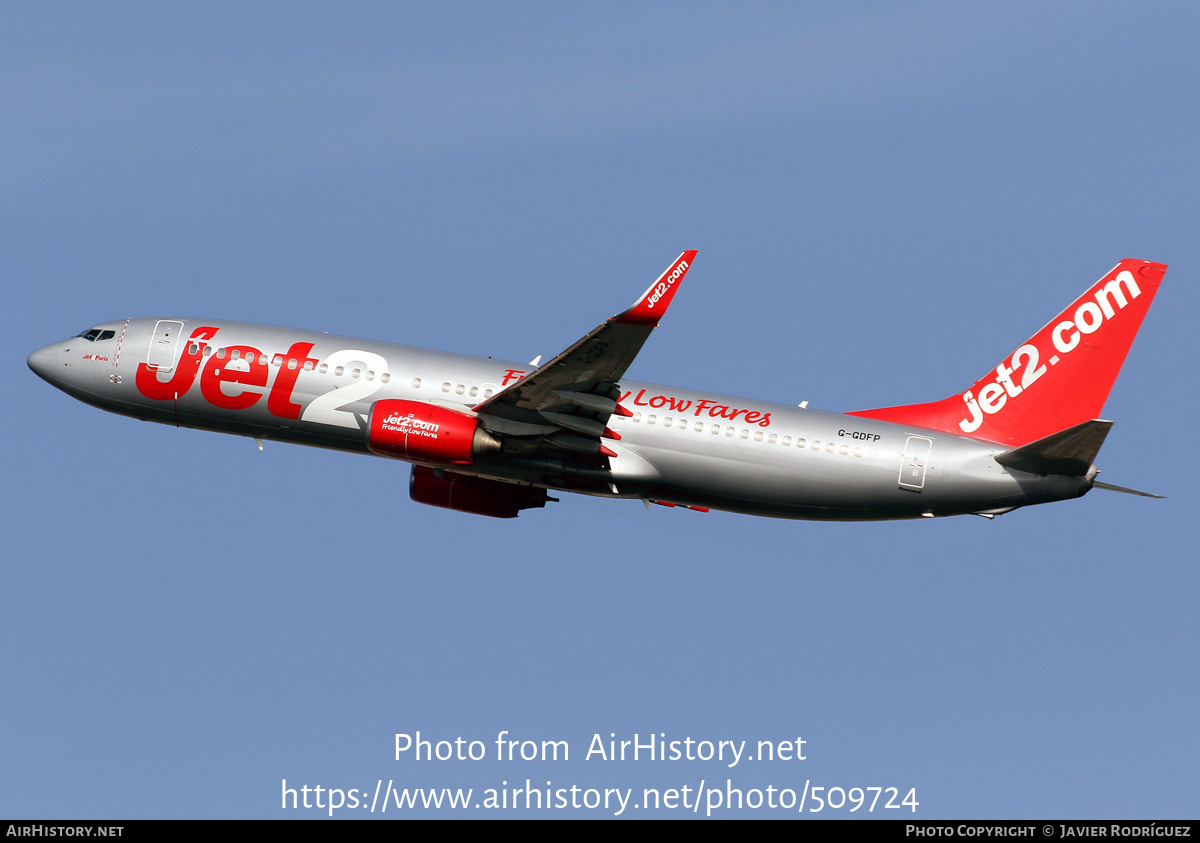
[27,344,63,383]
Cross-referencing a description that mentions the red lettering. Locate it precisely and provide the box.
[135,326,217,401]
[199,345,268,410]
[610,393,767,426]
[267,342,318,419]
[501,369,526,386]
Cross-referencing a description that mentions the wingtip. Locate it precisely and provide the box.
[617,250,698,327]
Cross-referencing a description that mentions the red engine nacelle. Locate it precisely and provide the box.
[409,465,553,518]
[368,399,500,465]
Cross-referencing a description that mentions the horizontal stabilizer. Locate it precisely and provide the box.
[1092,481,1165,499]
[994,419,1112,476]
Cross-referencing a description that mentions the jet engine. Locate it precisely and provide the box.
[368,399,500,465]
[409,465,553,518]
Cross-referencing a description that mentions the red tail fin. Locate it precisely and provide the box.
[847,259,1167,446]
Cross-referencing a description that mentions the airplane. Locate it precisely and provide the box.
[27,251,1165,520]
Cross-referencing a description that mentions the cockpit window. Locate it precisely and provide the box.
[75,328,116,341]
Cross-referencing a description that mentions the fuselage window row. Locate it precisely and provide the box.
[620,410,875,459]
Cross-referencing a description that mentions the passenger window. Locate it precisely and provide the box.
[647,415,656,424]
[319,363,328,374]
[215,348,226,359]
[188,343,198,355]
[304,360,314,371]
[366,370,374,380]
[782,436,792,446]
[469,386,478,397]
[351,368,360,378]
[754,431,763,442]
[442,382,451,393]
[768,434,777,444]
[740,429,748,439]
[796,438,806,448]
[335,366,344,376]
[632,412,642,422]
[711,425,720,434]
[381,373,390,383]
[455,384,464,395]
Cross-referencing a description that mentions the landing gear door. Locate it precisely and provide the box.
[898,435,933,491]
[146,320,185,373]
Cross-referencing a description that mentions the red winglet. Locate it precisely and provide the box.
[616,250,698,327]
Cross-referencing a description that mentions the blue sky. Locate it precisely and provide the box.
[3,2,1197,818]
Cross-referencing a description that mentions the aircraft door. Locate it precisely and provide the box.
[898,435,933,491]
[145,320,185,373]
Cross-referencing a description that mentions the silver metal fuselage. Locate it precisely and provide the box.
[28,317,1089,520]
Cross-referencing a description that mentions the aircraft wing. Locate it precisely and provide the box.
[473,250,697,453]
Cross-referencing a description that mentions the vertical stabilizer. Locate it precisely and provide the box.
[847,259,1166,446]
